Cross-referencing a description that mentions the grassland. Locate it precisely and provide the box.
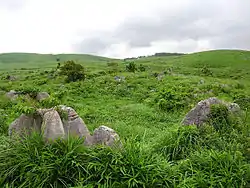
[0,50,249,187]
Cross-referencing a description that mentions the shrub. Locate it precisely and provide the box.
[15,85,40,99]
[107,62,119,74]
[201,65,213,76]
[59,60,85,82]
[33,79,48,86]
[155,87,192,111]
[138,64,146,72]
[126,62,137,72]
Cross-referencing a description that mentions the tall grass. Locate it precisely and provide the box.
[0,133,177,188]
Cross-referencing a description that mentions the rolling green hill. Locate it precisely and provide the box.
[0,49,249,187]
[0,53,114,70]
[134,50,250,79]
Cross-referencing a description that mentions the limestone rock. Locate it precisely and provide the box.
[59,105,91,139]
[42,110,65,141]
[6,75,17,81]
[36,92,50,102]
[182,97,240,126]
[6,90,18,100]
[89,125,121,147]
[8,114,41,137]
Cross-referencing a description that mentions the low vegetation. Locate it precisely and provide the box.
[0,50,249,187]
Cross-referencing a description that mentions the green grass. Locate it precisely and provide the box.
[0,50,249,187]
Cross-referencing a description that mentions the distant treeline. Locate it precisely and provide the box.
[124,52,185,60]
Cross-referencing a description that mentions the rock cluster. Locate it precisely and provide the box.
[8,105,121,147]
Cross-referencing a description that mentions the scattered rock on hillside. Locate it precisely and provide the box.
[36,92,50,102]
[114,76,125,82]
[6,75,17,81]
[59,105,91,139]
[8,114,42,137]
[42,109,65,141]
[182,97,240,126]
[88,125,122,147]
[6,90,19,100]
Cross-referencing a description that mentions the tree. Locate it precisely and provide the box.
[59,60,85,82]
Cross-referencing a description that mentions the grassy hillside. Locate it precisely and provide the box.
[135,49,250,79]
[0,50,249,187]
[0,53,113,70]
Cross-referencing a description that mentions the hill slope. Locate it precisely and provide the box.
[134,50,250,79]
[0,53,114,70]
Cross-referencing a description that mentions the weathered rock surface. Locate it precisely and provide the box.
[89,125,121,147]
[182,97,240,126]
[36,92,50,102]
[9,114,42,137]
[42,109,65,141]
[6,90,19,100]
[59,105,90,138]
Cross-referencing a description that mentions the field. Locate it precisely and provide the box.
[0,50,250,187]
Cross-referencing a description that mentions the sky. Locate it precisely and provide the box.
[0,0,250,58]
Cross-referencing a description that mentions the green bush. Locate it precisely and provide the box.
[33,79,48,86]
[59,60,85,82]
[15,85,40,98]
[126,62,137,72]
[155,87,192,111]
[107,62,119,74]
[200,65,213,76]
[138,64,146,72]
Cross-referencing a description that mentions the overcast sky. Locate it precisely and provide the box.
[0,0,249,58]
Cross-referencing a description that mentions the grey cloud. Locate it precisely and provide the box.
[74,0,250,56]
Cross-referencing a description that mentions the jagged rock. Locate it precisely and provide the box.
[182,97,241,126]
[36,92,50,102]
[8,114,42,137]
[42,109,65,141]
[6,90,19,100]
[59,105,91,139]
[88,125,121,147]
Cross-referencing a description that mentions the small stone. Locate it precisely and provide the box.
[36,92,50,102]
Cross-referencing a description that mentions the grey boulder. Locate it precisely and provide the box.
[182,97,240,126]
[9,114,42,137]
[36,92,50,102]
[6,90,19,100]
[59,105,91,138]
[87,125,121,147]
[41,109,65,141]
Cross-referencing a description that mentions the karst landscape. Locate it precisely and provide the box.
[0,50,250,187]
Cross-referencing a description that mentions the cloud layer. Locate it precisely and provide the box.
[1,0,250,58]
